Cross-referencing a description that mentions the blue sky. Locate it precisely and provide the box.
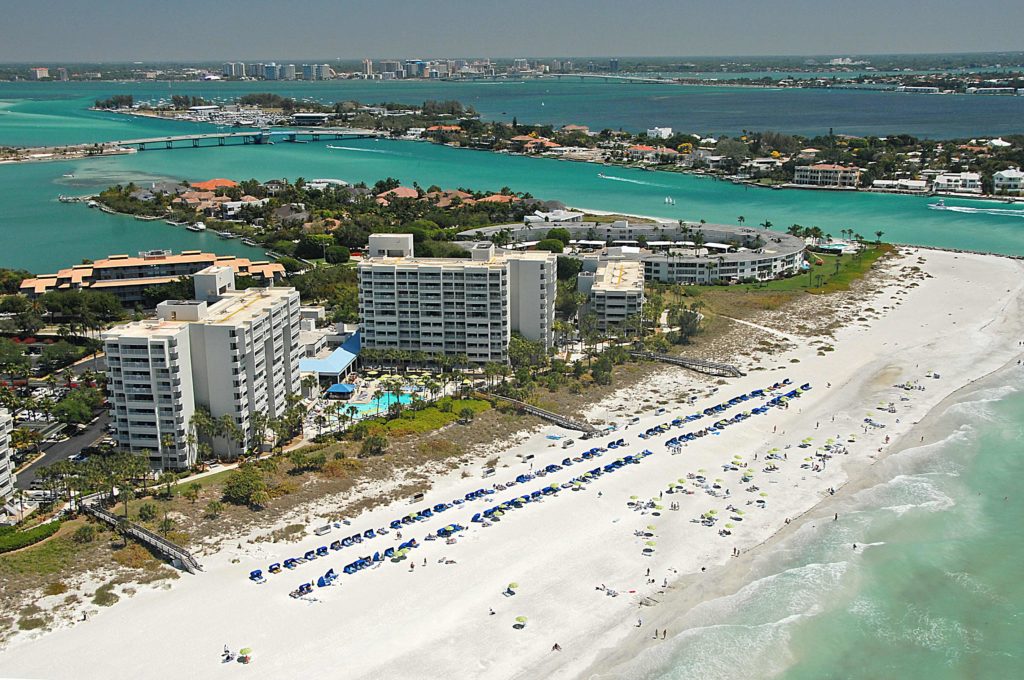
[3,0,1023,62]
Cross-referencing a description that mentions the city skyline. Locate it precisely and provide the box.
[3,0,1024,62]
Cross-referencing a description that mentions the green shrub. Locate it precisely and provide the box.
[0,522,61,554]
[72,525,96,544]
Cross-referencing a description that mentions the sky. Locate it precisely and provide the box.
[3,0,1023,63]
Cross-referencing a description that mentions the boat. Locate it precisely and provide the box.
[241,238,259,246]
[165,219,185,226]
[186,222,206,232]
[62,173,75,178]
[134,214,161,221]
[598,172,607,178]
[217,231,238,239]
[928,199,947,210]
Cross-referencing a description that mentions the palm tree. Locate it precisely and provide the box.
[760,219,773,230]
[737,216,745,225]
[874,230,884,244]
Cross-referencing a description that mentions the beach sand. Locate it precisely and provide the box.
[1,248,1022,680]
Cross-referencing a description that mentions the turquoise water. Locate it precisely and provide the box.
[4,82,1024,272]
[5,136,1024,272]
[354,393,413,416]
[611,370,1024,679]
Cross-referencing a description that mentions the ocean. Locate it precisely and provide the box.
[605,367,1024,679]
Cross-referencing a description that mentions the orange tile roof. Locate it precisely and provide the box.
[190,178,239,191]
[477,194,517,203]
[376,186,419,200]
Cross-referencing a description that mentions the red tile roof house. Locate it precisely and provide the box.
[375,186,420,206]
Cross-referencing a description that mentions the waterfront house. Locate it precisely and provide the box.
[933,172,983,194]
[993,167,1024,195]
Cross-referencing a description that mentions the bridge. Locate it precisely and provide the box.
[82,502,204,574]
[477,391,599,433]
[542,73,678,85]
[94,127,385,151]
[629,351,745,378]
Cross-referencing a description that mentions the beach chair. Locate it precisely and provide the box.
[330,540,343,551]
[316,546,329,557]
[363,529,376,539]
[304,550,317,561]
[268,563,281,574]
[249,569,264,583]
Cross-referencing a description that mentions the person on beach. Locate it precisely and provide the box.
[552,643,561,652]
[834,513,838,521]
[662,630,667,640]
[646,568,650,577]
[489,608,495,616]
[637,619,643,627]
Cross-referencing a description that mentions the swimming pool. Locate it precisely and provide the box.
[354,393,414,417]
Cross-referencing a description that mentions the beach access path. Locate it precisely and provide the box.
[1,248,1022,680]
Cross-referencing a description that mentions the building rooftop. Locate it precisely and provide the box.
[592,261,644,293]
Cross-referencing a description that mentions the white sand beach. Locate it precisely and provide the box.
[2,248,1023,680]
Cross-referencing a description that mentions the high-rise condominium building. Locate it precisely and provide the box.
[0,410,13,507]
[357,235,555,364]
[103,267,300,469]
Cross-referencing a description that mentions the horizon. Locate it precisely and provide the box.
[3,0,1024,62]
[2,50,1024,68]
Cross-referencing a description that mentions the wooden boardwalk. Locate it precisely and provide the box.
[477,392,598,433]
[629,351,744,378]
[83,503,203,574]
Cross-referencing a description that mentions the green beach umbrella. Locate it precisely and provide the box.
[629,495,639,500]
[645,541,657,546]
[654,504,663,510]
[239,647,253,656]
[725,523,734,528]
[515,616,528,623]
[647,524,657,530]
[735,509,744,515]
[708,509,717,515]
[677,478,687,484]
[759,492,768,497]
[733,454,743,459]
[508,582,519,589]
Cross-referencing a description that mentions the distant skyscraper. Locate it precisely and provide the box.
[380,59,402,77]
[362,58,373,76]
[609,58,619,72]
[0,409,13,506]
[513,58,529,71]
[28,66,49,80]
[263,63,278,80]
[223,62,245,78]
[56,67,69,81]
[279,64,297,80]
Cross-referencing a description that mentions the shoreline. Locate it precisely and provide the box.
[2,247,1023,679]
[567,352,1024,680]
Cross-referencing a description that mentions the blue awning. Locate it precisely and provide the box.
[300,331,360,376]
[326,383,356,394]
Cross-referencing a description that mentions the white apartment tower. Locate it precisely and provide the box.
[358,235,555,364]
[104,267,300,469]
[0,409,14,506]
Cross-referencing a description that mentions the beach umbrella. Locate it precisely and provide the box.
[647,525,657,530]
[733,454,743,459]
[697,468,706,473]
[759,492,768,497]
[645,541,657,546]
[707,509,717,515]
[734,509,744,515]
[629,495,639,500]
[804,457,812,462]
[714,478,723,483]
[725,523,734,528]
[515,616,528,623]
[239,648,253,656]
[508,582,519,590]
[653,505,663,510]
[677,478,687,484]
[494,510,504,517]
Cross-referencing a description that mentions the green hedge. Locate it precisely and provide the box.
[0,522,62,554]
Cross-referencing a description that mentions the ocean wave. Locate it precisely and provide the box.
[597,174,672,188]
[604,562,850,680]
[852,474,956,517]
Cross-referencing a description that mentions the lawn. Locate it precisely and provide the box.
[659,244,892,319]
[365,398,491,437]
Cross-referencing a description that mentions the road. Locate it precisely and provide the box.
[15,412,109,489]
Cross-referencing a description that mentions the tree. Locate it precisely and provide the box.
[222,465,267,506]
[39,341,84,374]
[183,482,201,505]
[535,238,564,254]
[249,489,271,510]
[324,245,351,264]
[205,500,224,518]
[158,517,175,535]
[874,230,885,244]
[545,227,572,245]
[0,338,30,377]
[360,434,388,457]
[137,502,158,522]
[458,407,475,423]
